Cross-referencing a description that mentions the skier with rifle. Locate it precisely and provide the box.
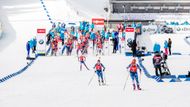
[78,54,90,71]
[126,58,142,90]
[93,59,106,86]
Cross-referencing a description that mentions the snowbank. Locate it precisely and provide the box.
[66,0,108,20]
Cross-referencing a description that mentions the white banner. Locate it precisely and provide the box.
[142,25,157,35]
[125,27,135,52]
[125,27,135,40]
[36,29,46,55]
[168,25,190,33]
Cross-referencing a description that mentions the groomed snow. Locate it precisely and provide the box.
[1,0,190,107]
[0,0,51,78]
[0,55,190,107]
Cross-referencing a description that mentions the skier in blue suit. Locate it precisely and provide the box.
[26,41,30,57]
[91,23,95,31]
[93,60,106,85]
[32,38,37,53]
[60,28,65,45]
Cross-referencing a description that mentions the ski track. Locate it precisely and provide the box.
[1,0,190,107]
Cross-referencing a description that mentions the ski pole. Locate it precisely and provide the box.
[123,71,130,91]
[139,71,142,83]
[88,71,96,86]
[103,70,107,85]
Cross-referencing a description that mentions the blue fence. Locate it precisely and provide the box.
[137,57,183,82]
[0,46,51,84]
[40,0,53,24]
[0,0,54,84]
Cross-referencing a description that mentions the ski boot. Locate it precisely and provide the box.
[98,80,101,86]
[102,80,105,86]
[137,85,142,90]
[133,84,136,90]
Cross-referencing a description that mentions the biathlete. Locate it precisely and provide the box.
[78,54,90,71]
[126,58,142,90]
[93,60,106,85]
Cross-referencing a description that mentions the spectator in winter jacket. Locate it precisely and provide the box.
[112,32,119,53]
[50,31,55,39]
[101,29,105,38]
[93,60,106,85]
[105,31,110,41]
[90,32,95,40]
[112,31,116,39]
[29,40,34,49]
[168,38,172,55]
[85,23,89,33]
[60,27,65,45]
[32,38,37,53]
[90,32,96,50]
[46,33,51,45]
[113,36,118,53]
[91,23,95,31]
[153,42,161,53]
[164,40,168,55]
[26,41,30,58]
[126,58,142,90]
[131,40,137,57]
[153,52,163,76]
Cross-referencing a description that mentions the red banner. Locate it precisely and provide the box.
[37,29,46,34]
[92,18,105,25]
[126,28,135,32]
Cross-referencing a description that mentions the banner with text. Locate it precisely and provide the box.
[36,29,46,55]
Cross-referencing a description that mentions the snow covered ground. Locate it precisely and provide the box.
[1,0,190,107]
[0,0,53,79]
[142,55,190,76]
[1,55,190,107]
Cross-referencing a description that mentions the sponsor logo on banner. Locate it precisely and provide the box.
[142,25,157,34]
[143,28,156,32]
[125,27,135,52]
[168,25,190,33]
[92,18,105,25]
[37,28,46,55]
[39,39,44,44]
[176,27,190,32]
[126,28,135,32]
